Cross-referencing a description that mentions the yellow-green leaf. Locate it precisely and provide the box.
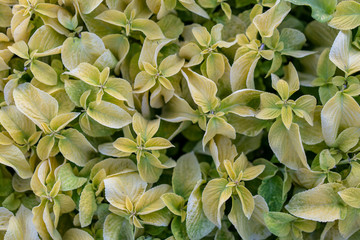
[285,183,347,222]
[87,101,132,129]
[58,129,96,166]
[328,1,360,30]
[268,119,309,170]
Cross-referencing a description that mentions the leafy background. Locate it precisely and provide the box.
[1,0,360,239]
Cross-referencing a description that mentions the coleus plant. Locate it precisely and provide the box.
[1,0,360,239]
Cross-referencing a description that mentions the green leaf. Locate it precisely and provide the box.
[281,105,293,130]
[36,135,55,161]
[61,32,106,70]
[236,185,255,219]
[87,101,132,129]
[132,19,165,40]
[0,3,12,27]
[136,184,171,215]
[103,214,133,240]
[253,0,291,37]
[30,60,58,86]
[132,112,160,142]
[179,0,209,19]
[286,0,336,22]
[285,183,347,222]
[338,207,360,239]
[182,68,219,113]
[172,152,201,199]
[4,205,39,240]
[8,41,29,59]
[229,196,271,240]
[186,180,215,240]
[49,112,80,132]
[253,158,278,180]
[264,212,296,237]
[58,163,87,191]
[338,188,360,209]
[171,216,189,240]
[94,10,126,27]
[319,149,336,171]
[144,137,174,150]
[63,228,94,240]
[206,53,225,82]
[13,83,58,129]
[0,144,32,179]
[219,89,262,117]
[256,93,282,120]
[138,207,172,226]
[104,78,134,107]
[329,1,360,30]
[77,0,102,14]
[0,105,36,145]
[258,175,285,211]
[268,119,309,170]
[104,172,146,210]
[0,207,13,230]
[79,183,97,227]
[230,51,260,90]
[321,92,360,146]
[28,25,66,56]
[58,128,96,166]
[161,193,184,216]
[329,31,360,76]
[202,178,232,227]
[138,153,164,183]
[317,48,337,80]
[64,63,101,86]
[203,117,236,148]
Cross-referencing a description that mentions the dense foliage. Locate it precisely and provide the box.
[1,0,360,239]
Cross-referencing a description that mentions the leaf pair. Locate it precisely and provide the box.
[163,68,262,147]
[135,38,184,108]
[256,63,316,170]
[202,153,264,227]
[104,172,172,228]
[113,113,175,183]
[95,7,164,40]
[180,24,236,81]
[14,83,96,166]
